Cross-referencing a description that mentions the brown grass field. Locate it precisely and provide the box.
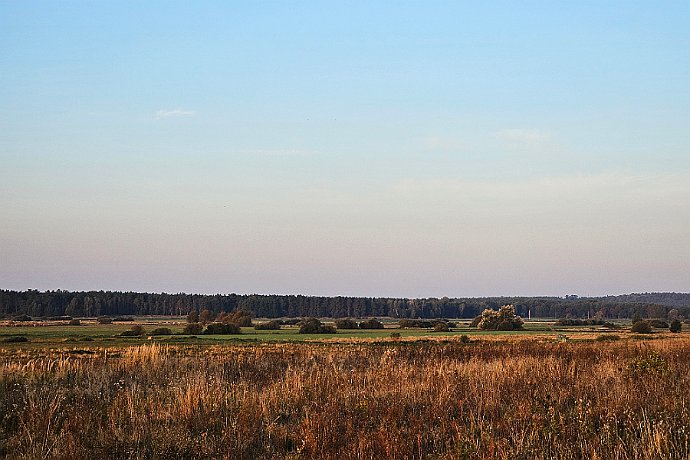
[2,333,690,459]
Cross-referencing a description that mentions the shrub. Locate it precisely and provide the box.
[390,332,401,339]
[478,305,524,331]
[119,330,141,337]
[556,318,612,327]
[670,319,682,333]
[254,321,281,331]
[299,318,336,334]
[649,319,669,329]
[12,314,32,322]
[433,322,450,332]
[335,318,359,329]
[68,319,81,326]
[183,323,204,335]
[469,316,482,328]
[278,318,301,326]
[112,316,134,322]
[96,316,113,324]
[359,319,384,330]
[399,319,433,329]
[150,327,172,336]
[3,336,28,343]
[204,322,241,335]
[631,321,652,334]
[460,334,471,343]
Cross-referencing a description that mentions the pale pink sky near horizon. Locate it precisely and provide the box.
[2,2,690,297]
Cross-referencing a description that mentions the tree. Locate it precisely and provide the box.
[187,309,199,323]
[199,309,214,324]
[478,305,524,331]
[221,310,253,327]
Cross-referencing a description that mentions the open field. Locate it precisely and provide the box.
[0,317,635,347]
[2,322,690,459]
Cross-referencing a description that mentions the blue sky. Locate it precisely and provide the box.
[1,1,689,297]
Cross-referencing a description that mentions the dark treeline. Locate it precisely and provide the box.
[1,290,689,319]
[602,292,690,308]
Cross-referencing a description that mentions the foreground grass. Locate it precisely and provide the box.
[2,337,690,459]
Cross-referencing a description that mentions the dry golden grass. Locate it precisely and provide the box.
[2,337,690,458]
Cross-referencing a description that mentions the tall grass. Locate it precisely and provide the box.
[2,338,690,458]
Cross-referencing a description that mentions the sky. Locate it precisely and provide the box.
[1,1,689,298]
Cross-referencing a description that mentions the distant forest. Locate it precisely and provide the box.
[1,290,689,320]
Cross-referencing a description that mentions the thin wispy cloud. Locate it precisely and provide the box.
[154,109,195,120]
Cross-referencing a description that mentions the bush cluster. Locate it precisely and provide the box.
[150,327,172,336]
[183,323,204,335]
[433,322,450,332]
[216,310,253,327]
[3,336,29,343]
[358,319,384,330]
[120,325,145,337]
[478,305,524,331]
[398,319,434,329]
[204,323,241,335]
[631,321,653,334]
[335,318,359,329]
[299,318,336,334]
[649,319,669,328]
[254,321,281,331]
[556,318,615,327]
[11,314,32,322]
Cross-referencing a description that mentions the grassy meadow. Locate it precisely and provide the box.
[1,319,689,458]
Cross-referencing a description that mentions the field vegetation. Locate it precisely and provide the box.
[1,318,690,458]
